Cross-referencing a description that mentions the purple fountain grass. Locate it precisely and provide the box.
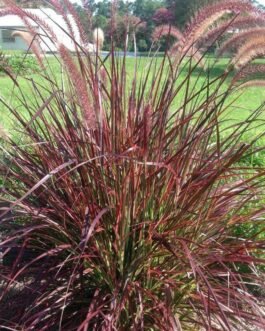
[231,63,265,90]
[235,79,265,89]
[152,25,184,42]
[152,0,260,71]
[232,64,265,84]
[184,0,257,43]
[201,15,265,49]
[152,24,184,59]
[0,1,264,330]
[153,0,265,88]
[232,35,265,70]
[217,28,265,57]
[59,44,96,127]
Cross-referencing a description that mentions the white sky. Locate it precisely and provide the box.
[70,0,82,4]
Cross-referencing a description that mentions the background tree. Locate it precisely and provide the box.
[75,0,164,51]
[165,0,218,28]
[132,0,165,51]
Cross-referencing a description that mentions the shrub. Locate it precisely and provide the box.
[0,53,39,75]
[0,1,264,330]
[138,39,148,52]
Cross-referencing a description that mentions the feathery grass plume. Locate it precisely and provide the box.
[152,24,184,42]
[0,7,18,17]
[93,27,104,51]
[63,0,89,45]
[232,63,265,83]
[0,1,265,330]
[231,63,265,89]
[59,44,96,128]
[153,1,258,69]
[170,39,206,69]
[186,10,232,46]
[218,27,265,56]
[237,79,265,89]
[184,0,257,45]
[48,0,85,53]
[201,14,265,47]
[232,35,265,70]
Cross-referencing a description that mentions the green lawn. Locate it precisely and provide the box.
[0,55,265,139]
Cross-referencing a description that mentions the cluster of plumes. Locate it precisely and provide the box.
[194,1,265,88]
[183,0,255,38]
[201,15,265,50]
[152,1,257,66]
[232,35,265,69]
[225,26,265,88]
[198,4,265,89]
[1,1,265,330]
[217,27,265,57]
[152,0,265,87]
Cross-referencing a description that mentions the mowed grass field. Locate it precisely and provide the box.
[0,55,265,140]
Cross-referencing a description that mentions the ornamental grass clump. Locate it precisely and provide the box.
[0,1,265,330]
